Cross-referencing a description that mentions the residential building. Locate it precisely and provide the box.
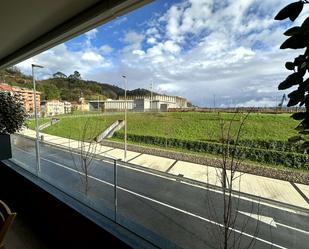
[0,83,13,92]
[71,97,89,112]
[64,101,72,114]
[41,100,64,116]
[0,83,41,114]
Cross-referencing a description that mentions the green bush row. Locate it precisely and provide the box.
[203,138,303,153]
[113,132,309,170]
[233,139,303,153]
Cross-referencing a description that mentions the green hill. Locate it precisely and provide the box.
[0,67,154,101]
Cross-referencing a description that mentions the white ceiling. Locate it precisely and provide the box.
[0,0,150,69]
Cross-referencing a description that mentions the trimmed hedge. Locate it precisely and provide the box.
[113,132,309,170]
[233,139,303,153]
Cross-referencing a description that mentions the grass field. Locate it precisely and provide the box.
[26,118,51,127]
[28,115,112,140]
[27,112,299,142]
[26,112,309,171]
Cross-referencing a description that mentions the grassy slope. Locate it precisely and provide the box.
[121,112,299,141]
[26,118,51,128]
[41,116,116,141]
[28,112,299,142]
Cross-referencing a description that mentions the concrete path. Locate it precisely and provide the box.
[19,129,309,210]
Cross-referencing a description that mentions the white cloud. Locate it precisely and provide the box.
[99,45,113,54]
[95,0,299,107]
[16,0,303,107]
[85,28,98,40]
[17,43,112,80]
[147,37,157,44]
[123,31,144,47]
[132,50,145,56]
[81,51,103,63]
[236,98,277,108]
[163,40,181,54]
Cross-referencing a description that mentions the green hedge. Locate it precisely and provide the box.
[113,132,309,170]
[234,139,303,153]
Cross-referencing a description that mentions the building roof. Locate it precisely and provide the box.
[12,86,41,94]
[0,83,13,91]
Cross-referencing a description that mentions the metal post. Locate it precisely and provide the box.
[114,159,118,222]
[98,95,100,111]
[32,64,43,174]
[122,76,127,162]
[150,81,153,110]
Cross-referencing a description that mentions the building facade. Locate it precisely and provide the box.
[121,94,188,109]
[104,99,134,111]
[41,100,64,116]
[71,97,89,112]
[89,99,133,111]
[0,83,41,114]
[64,101,72,114]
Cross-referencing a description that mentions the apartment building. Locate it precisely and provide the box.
[64,101,72,114]
[0,83,41,114]
[41,100,64,116]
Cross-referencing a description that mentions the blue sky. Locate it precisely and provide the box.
[17,0,308,107]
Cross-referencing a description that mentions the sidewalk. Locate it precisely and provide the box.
[19,129,309,210]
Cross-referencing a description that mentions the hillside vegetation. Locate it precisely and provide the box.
[0,66,153,102]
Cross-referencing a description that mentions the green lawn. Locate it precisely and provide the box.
[27,112,300,142]
[26,118,51,129]
[42,116,115,141]
[121,112,299,142]
[24,112,308,171]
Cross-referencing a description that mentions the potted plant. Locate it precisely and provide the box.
[0,91,27,160]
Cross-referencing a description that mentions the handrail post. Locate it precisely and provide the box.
[114,159,118,222]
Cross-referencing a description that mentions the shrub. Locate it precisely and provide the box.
[113,132,309,170]
[0,92,27,134]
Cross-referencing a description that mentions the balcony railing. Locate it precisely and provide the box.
[7,134,309,249]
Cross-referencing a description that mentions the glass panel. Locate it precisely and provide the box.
[10,134,37,175]
[116,161,309,249]
[38,140,115,220]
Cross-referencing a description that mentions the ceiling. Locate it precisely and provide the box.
[0,0,150,69]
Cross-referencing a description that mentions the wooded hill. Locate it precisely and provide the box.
[0,67,154,101]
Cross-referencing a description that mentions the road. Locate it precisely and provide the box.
[11,135,309,249]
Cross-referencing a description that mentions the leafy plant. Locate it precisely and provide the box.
[275,0,309,151]
[0,92,27,134]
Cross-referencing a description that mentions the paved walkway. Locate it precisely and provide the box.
[19,129,309,210]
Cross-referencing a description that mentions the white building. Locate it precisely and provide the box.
[42,100,64,116]
[88,94,188,112]
[105,99,134,110]
[123,94,188,109]
[64,101,71,114]
[133,98,177,112]
[89,99,134,111]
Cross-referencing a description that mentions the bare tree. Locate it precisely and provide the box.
[205,111,261,249]
[69,118,99,195]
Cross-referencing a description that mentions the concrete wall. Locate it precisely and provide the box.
[133,99,151,112]
[105,100,133,110]
[95,120,124,142]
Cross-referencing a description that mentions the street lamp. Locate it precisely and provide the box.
[32,64,43,174]
[122,75,127,162]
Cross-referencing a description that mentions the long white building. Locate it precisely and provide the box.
[89,94,188,112]
[123,94,188,109]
